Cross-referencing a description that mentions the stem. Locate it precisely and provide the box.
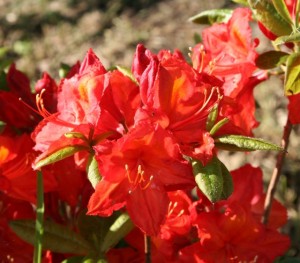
[144,234,151,263]
[33,170,44,263]
[262,119,292,225]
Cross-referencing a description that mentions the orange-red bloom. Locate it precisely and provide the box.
[191,8,266,136]
[32,49,140,167]
[0,133,57,203]
[133,44,222,164]
[88,123,195,236]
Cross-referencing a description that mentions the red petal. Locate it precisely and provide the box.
[126,184,169,236]
[87,179,127,217]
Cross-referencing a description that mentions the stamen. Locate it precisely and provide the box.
[140,175,153,190]
[176,209,185,217]
[18,97,40,115]
[199,86,218,112]
[168,201,178,216]
[125,164,152,191]
[198,45,205,73]
[170,86,221,131]
[36,89,51,118]
[208,59,216,75]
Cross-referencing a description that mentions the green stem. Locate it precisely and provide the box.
[262,119,292,225]
[33,170,44,263]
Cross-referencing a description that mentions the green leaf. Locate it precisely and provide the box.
[61,255,107,263]
[215,135,283,151]
[77,210,117,251]
[65,132,89,142]
[34,145,88,169]
[115,65,138,85]
[59,63,72,78]
[206,104,218,131]
[191,157,224,203]
[255,50,289,69]
[231,0,249,5]
[62,256,87,263]
[9,219,92,254]
[101,213,134,253]
[296,0,300,28]
[219,160,234,200]
[193,33,202,44]
[272,0,293,25]
[248,0,292,37]
[285,52,300,95]
[86,154,102,189]
[0,47,9,58]
[189,9,233,25]
[274,32,300,45]
[0,70,9,91]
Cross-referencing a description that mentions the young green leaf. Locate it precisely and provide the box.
[272,0,293,25]
[9,220,92,254]
[100,213,134,253]
[34,145,88,169]
[206,104,219,132]
[115,65,138,85]
[86,154,102,189]
[248,0,292,37]
[191,157,224,203]
[189,9,233,25]
[285,52,300,95]
[255,50,289,69]
[59,63,72,78]
[215,135,283,151]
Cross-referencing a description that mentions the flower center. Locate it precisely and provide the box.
[125,163,153,192]
[167,201,185,218]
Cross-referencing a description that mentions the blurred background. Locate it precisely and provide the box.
[0,0,233,79]
[1,0,300,257]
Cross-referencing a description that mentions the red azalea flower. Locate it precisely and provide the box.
[133,44,222,164]
[191,8,265,136]
[229,164,288,229]
[87,123,195,236]
[0,133,57,203]
[159,190,193,240]
[32,49,140,168]
[179,201,290,262]
[149,190,198,262]
[193,8,258,96]
[35,72,58,113]
[0,64,40,129]
[178,164,290,262]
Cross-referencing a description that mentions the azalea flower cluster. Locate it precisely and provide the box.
[107,165,290,262]
[0,7,292,263]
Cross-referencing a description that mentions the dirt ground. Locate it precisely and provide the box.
[0,0,230,78]
[1,0,300,257]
